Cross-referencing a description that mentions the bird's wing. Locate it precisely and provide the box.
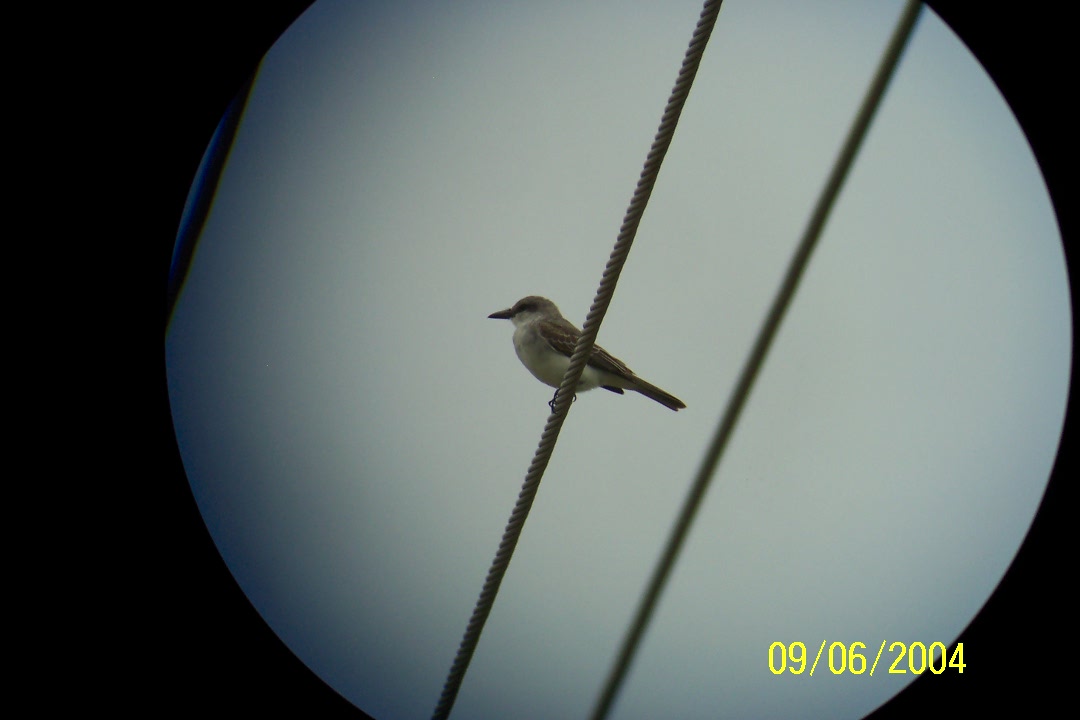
[538,319,635,378]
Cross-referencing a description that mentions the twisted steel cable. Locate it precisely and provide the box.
[431,2,723,718]
[588,3,924,718]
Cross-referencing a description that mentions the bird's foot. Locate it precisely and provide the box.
[548,389,577,412]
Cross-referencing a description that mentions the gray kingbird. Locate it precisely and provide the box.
[488,296,686,411]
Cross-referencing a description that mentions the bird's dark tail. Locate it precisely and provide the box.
[630,378,685,411]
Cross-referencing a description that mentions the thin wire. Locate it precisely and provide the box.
[588,2,923,719]
[430,2,724,718]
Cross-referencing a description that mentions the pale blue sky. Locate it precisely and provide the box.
[167,1,1069,718]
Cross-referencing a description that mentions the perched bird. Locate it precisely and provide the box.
[488,295,685,411]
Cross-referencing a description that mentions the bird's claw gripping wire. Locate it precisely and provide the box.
[549,389,577,413]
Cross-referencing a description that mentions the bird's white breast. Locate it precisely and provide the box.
[512,324,604,390]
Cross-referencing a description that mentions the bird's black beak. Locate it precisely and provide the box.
[488,308,513,320]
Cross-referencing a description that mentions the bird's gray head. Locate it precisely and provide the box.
[488,295,562,327]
